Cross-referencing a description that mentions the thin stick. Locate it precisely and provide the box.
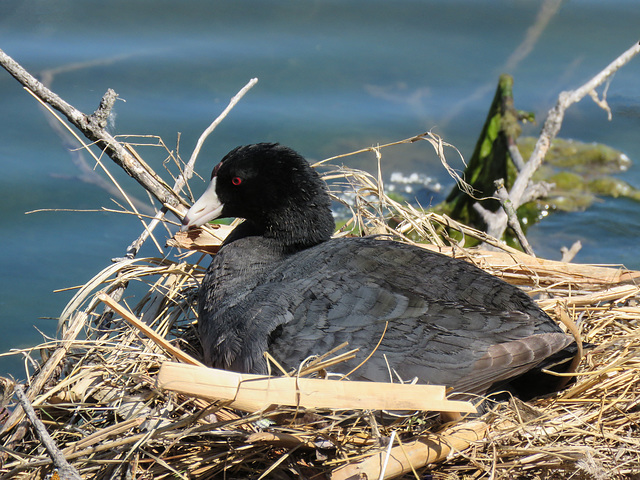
[183,78,259,185]
[494,179,535,257]
[13,384,82,480]
[378,430,397,480]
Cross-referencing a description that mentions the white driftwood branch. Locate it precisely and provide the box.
[0,48,258,258]
[485,40,640,239]
[0,48,190,216]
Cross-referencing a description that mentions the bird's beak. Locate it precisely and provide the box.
[181,178,224,230]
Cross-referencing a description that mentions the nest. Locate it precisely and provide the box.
[1,136,640,480]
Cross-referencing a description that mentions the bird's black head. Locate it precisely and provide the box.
[183,143,335,249]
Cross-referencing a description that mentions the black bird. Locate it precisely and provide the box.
[182,143,574,397]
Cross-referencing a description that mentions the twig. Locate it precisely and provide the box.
[4,47,252,257]
[378,430,397,480]
[560,240,582,263]
[182,77,259,185]
[13,384,82,480]
[124,77,259,257]
[494,179,535,257]
[485,40,640,239]
[27,82,154,216]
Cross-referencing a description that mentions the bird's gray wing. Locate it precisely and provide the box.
[230,238,571,394]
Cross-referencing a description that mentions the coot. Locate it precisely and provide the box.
[182,143,574,396]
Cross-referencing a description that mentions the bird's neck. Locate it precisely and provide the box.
[225,200,335,252]
[264,201,335,251]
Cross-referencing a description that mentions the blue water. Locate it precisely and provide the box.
[1,0,639,379]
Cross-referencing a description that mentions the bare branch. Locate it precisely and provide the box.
[486,40,640,239]
[13,384,82,480]
[561,240,582,263]
[0,47,258,259]
[182,77,259,189]
[560,240,582,263]
[0,47,188,216]
[495,179,535,257]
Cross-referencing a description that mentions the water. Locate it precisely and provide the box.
[1,0,639,379]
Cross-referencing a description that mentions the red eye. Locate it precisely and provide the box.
[232,177,242,186]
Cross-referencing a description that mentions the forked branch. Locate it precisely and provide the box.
[484,40,640,239]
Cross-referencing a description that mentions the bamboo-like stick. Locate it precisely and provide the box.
[330,420,488,480]
[157,361,476,414]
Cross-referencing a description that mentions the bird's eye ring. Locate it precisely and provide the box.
[232,177,242,186]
